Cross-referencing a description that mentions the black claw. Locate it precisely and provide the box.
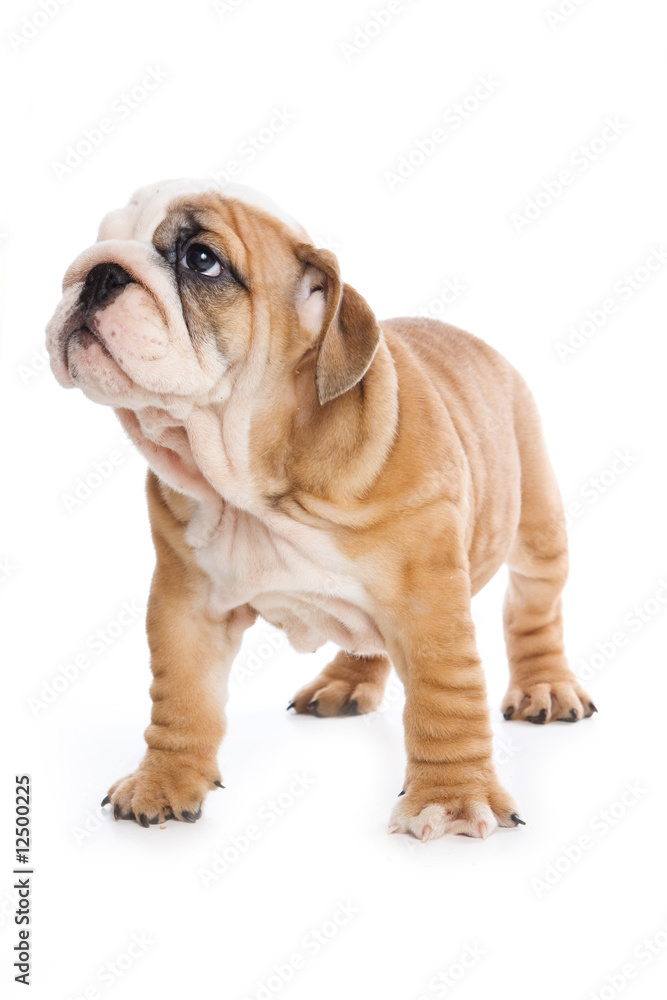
[113,803,122,820]
[526,708,547,725]
[557,708,578,722]
[343,699,359,716]
[589,702,598,714]
[214,781,225,788]
[503,707,514,721]
[101,795,110,807]
[181,804,202,823]
[307,699,322,717]
[138,813,150,828]
[398,790,405,797]
[511,813,526,826]
[286,701,296,711]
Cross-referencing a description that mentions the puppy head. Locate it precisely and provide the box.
[46,179,380,414]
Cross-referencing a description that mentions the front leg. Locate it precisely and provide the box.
[103,483,253,826]
[387,568,522,840]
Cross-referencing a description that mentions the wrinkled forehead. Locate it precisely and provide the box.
[97,178,309,246]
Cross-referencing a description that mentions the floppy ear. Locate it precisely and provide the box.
[296,244,381,405]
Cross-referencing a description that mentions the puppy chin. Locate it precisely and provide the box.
[66,328,135,405]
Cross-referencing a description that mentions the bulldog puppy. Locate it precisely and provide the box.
[46,179,596,839]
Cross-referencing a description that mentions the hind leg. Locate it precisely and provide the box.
[289,650,391,717]
[501,400,597,724]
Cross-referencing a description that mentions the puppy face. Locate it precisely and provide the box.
[46,179,381,425]
[46,181,303,409]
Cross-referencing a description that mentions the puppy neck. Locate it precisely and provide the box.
[248,333,400,523]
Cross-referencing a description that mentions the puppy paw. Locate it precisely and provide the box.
[502,679,597,724]
[389,781,523,841]
[101,750,222,826]
[288,653,390,717]
[289,677,381,717]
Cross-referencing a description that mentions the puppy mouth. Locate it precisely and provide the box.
[66,320,111,358]
[64,319,125,384]
[67,323,108,352]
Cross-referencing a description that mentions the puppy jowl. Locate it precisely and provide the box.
[45,177,595,839]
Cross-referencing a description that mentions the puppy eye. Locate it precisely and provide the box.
[180,243,222,276]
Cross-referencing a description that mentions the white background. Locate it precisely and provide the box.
[1,0,666,998]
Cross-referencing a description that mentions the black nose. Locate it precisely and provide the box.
[82,262,133,309]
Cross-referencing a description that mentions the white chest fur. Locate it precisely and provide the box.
[192,502,385,656]
[122,400,385,656]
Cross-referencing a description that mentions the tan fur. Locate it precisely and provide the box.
[46,180,595,839]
